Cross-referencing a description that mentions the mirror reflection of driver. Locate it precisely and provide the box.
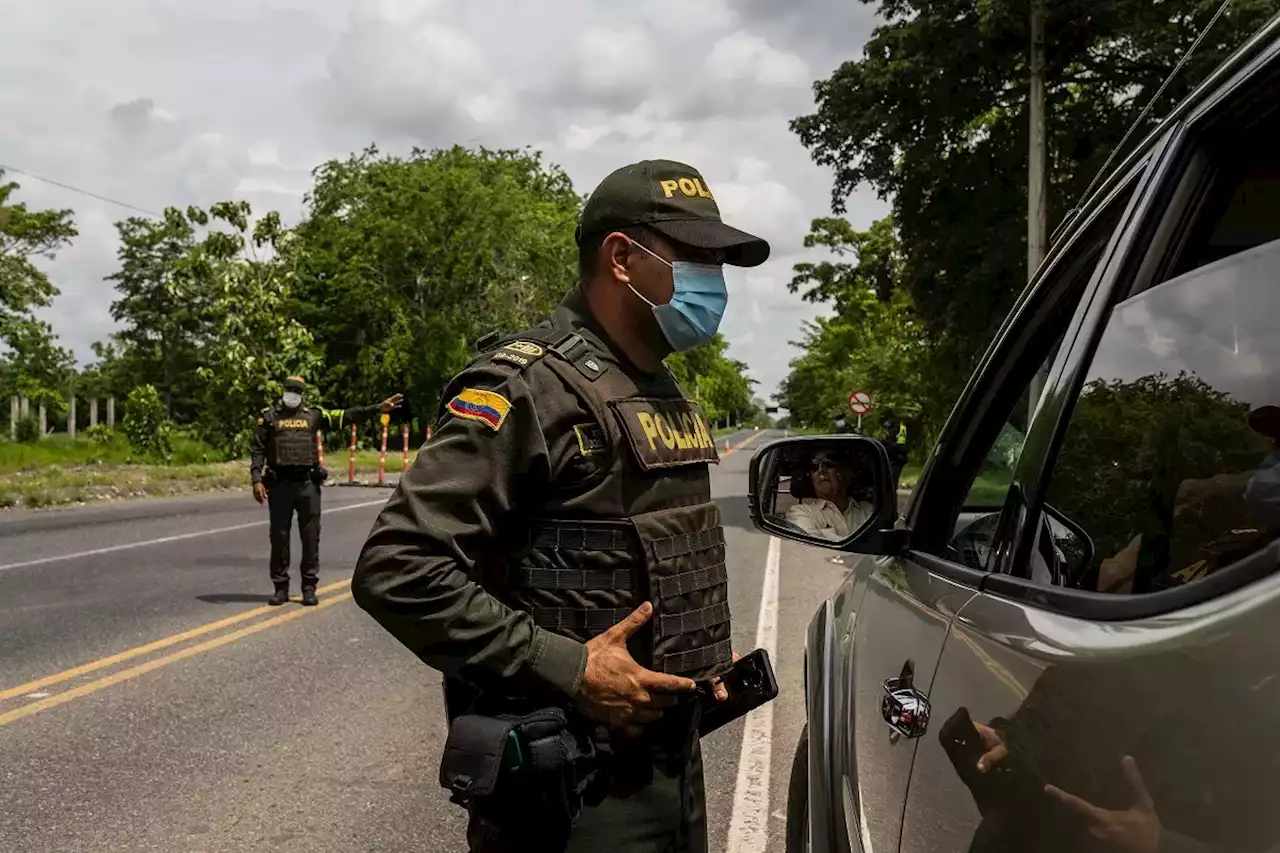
[784,450,875,541]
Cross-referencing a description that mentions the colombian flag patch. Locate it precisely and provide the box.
[447,388,512,432]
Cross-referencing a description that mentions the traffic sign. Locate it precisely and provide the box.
[848,390,873,416]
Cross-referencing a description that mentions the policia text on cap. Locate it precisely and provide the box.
[351,160,771,852]
[250,377,403,606]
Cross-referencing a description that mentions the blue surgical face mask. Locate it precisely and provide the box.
[627,239,728,352]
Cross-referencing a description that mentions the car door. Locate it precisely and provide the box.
[899,33,1280,853]
[816,119,1160,853]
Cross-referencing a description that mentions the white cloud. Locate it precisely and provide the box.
[706,32,810,87]
[0,0,887,401]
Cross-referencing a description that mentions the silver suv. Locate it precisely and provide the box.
[751,15,1280,853]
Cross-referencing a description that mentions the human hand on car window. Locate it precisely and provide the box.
[1045,756,1161,853]
[974,721,1008,773]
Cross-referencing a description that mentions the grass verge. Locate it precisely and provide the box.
[0,461,246,510]
[0,433,227,473]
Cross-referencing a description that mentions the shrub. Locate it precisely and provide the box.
[85,424,115,445]
[14,415,41,444]
[121,385,174,461]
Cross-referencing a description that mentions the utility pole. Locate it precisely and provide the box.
[1027,0,1048,426]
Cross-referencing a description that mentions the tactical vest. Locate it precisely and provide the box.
[479,322,733,683]
[267,406,320,468]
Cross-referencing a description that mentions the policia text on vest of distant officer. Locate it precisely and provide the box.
[250,377,403,606]
[352,160,771,853]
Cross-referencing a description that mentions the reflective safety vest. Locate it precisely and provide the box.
[476,320,733,683]
[896,423,908,446]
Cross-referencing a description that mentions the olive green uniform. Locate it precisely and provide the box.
[250,402,380,592]
[352,285,732,852]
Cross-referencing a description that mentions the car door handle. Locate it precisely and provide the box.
[881,676,931,739]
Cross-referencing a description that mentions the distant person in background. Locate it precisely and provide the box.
[250,376,402,606]
[785,450,875,541]
[880,409,909,491]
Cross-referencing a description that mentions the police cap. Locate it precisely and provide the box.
[283,376,307,393]
[575,159,770,268]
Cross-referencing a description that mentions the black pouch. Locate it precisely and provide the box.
[310,466,329,485]
[439,713,519,804]
[440,706,598,850]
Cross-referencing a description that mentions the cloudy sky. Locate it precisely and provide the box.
[1,0,888,402]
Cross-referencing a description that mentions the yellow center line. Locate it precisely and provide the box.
[722,430,766,457]
[0,578,351,703]
[0,592,353,727]
[955,629,1029,700]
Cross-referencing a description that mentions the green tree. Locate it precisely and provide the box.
[292,144,581,423]
[777,216,944,443]
[107,207,212,420]
[0,315,75,416]
[792,0,1276,383]
[190,202,319,453]
[121,383,173,460]
[0,171,77,410]
[1045,372,1271,581]
[667,333,757,426]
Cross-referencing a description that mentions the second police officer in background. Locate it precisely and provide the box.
[352,160,771,852]
[250,376,403,607]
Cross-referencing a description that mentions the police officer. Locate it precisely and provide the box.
[880,409,909,490]
[352,160,770,852]
[250,376,403,606]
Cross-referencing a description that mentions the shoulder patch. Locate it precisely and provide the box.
[257,417,264,425]
[447,388,512,432]
[573,423,607,456]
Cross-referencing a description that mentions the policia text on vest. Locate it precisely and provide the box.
[250,377,403,607]
[351,158,773,853]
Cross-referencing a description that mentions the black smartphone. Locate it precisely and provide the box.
[697,648,779,737]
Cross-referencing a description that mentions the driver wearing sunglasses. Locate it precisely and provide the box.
[784,450,876,541]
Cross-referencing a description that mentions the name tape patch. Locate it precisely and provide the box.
[611,398,719,471]
[448,388,512,432]
[276,418,311,430]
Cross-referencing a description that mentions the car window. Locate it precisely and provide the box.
[938,172,1143,573]
[1043,132,1280,595]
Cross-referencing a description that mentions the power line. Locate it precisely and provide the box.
[0,162,163,218]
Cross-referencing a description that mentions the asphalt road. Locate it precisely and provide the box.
[0,428,849,853]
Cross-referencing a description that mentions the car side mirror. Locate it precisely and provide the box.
[748,435,905,553]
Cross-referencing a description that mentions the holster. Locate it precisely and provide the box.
[310,466,329,485]
[440,705,600,852]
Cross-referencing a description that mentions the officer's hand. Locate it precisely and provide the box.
[576,602,697,730]
[252,483,267,504]
[378,393,405,413]
[710,651,742,702]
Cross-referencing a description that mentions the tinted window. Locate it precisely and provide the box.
[1046,237,1280,594]
[945,188,1131,573]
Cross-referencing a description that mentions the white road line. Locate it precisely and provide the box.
[0,498,390,574]
[726,534,781,853]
